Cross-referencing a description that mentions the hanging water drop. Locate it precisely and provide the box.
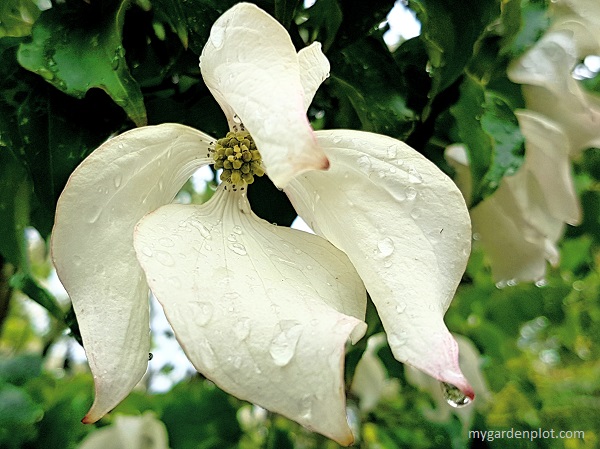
[441,382,472,408]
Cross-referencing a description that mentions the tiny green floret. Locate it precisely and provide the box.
[212,131,265,185]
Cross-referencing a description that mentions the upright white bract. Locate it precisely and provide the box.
[52,3,473,445]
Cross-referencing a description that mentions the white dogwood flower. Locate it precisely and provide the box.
[446,110,580,284]
[52,3,473,445]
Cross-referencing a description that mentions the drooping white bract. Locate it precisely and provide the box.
[51,3,473,445]
[508,6,600,155]
[405,334,492,436]
[446,110,580,283]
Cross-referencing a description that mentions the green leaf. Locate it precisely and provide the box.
[9,273,64,322]
[450,75,525,205]
[275,0,301,30]
[0,0,42,38]
[335,0,394,47]
[409,0,499,108]
[17,0,146,126]
[0,354,42,386]
[0,152,29,268]
[2,42,124,235]
[329,37,416,139]
[160,379,242,449]
[500,0,549,58]
[299,0,342,51]
[150,0,236,54]
[0,382,44,449]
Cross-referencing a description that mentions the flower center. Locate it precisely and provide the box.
[212,131,265,185]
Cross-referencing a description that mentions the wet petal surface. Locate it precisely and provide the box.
[286,129,474,398]
[133,185,367,445]
[52,124,212,422]
[200,3,328,187]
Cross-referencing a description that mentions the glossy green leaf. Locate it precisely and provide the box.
[2,42,123,236]
[409,0,498,106]
[0,0,43,38]
[500,0,549,58]
[150,0,236,53]
[330,38,416,139]
[17,0,146,126]
[299,0,342,51]
[450,75,525,205]
[275,0,301,30]
[335,0,394,47]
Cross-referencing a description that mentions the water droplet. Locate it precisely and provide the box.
[193,302,214,326]
[228,242,247,256]
[73,255,83,266]
[233,356,242,369]
[405,186,417,200]
[357,155,372,174]
[232,114,242,124]
[407,166,423,184]
[198,339,217,370]
[159,237,174,247]
[234,317,251,340]
[300,395,313,420]
[441,382,472,408]
[209,22,226,48]
[333,135,342,144]
[306,265,313,270]
[168,276,181,289]
[535,278,547,288]
[385,146,397,160]
[376,237,395,258]
[113,175,122,188]
[189,220,211,239]
[269,320,303,366]
[148,352,153,361]
[142,247,153,257]
[396,302,407,313]
[410,208,421,219]
[233,225,243,235]
[227,233,237,242]
[155,250,175,266]
[388,331,407,347]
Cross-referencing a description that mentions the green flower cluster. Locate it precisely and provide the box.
[213,131,265,185]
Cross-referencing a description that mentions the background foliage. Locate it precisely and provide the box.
[1,0,599,448]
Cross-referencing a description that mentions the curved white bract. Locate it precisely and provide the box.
[286,129,474,399]
[200,2,329,187]
[133,186,367,445]
[52,124,213,423]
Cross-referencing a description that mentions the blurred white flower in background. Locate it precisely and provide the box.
[77,412,170,449]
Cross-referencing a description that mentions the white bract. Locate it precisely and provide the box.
[460,0,599,283]
[51,3,473,445]
[77,413,169,449]
[446,110,580,284]
[405,334,492,435]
